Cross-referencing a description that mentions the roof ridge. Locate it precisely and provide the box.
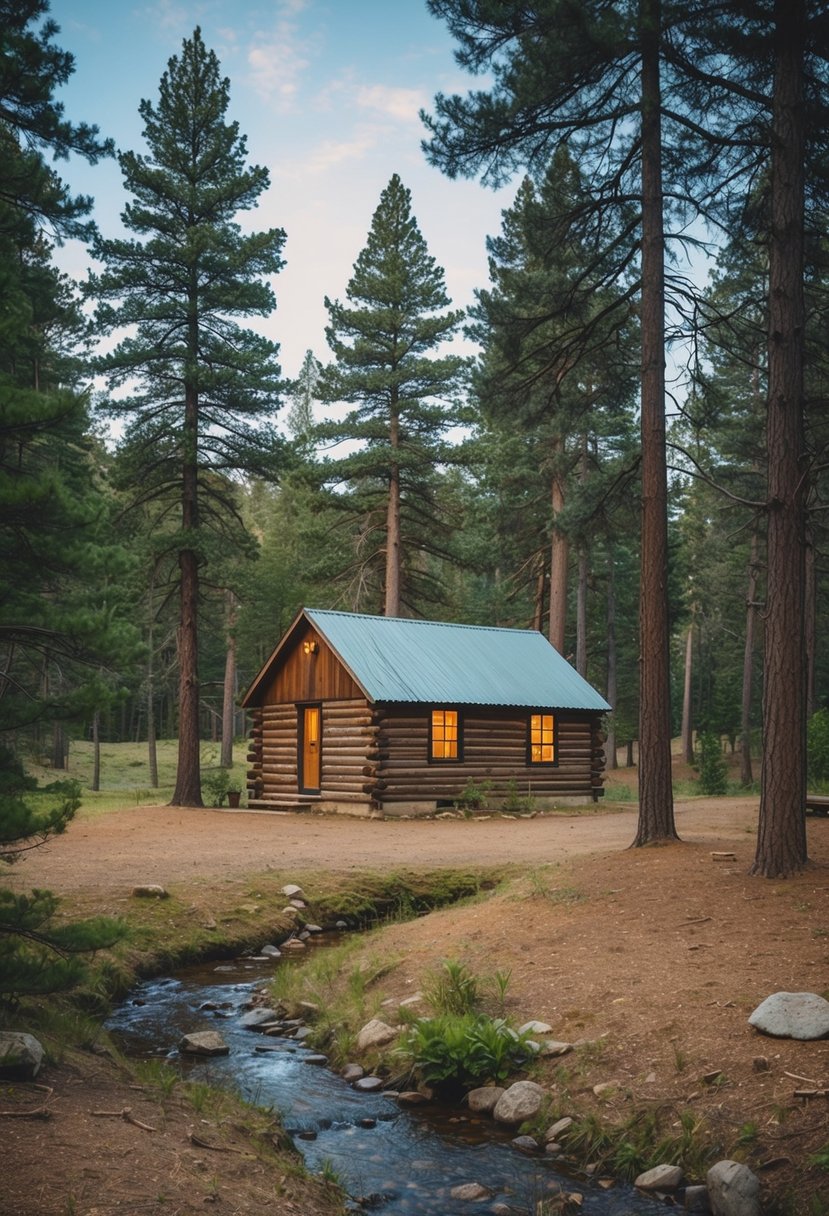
[304,608,540,637]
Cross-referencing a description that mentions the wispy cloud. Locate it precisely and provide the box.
[301,130,377,175]
[355,84,427,125]
[245,0,313,109]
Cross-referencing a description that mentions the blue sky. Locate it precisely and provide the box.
[48,0,514,390]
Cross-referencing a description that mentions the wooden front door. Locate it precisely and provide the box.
[299,704,321,792]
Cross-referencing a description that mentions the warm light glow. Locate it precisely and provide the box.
[432,709,459,759]
[303,639,319,655]
[530,713,555,763]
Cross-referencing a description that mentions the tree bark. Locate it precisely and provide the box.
[681,621,694,766]
[740,527,760,788]
[549,445,568,653]
[605,551,617,770]
[221,591,238,768]
[752,0,807,876]
[384,398,401,617]
[91,710,100,791]
[171,365,203,806]
[576,550,588,677]
[632,0,677,846]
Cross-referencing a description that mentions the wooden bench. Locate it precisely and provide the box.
[805,795,829,817]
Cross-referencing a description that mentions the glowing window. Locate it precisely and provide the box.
[530,713,555,764]
[431,709,459,760]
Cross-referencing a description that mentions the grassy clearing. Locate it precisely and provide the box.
[24,738,250,813]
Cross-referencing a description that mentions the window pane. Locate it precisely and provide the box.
[432,709,459,759]
[530,714,554,763]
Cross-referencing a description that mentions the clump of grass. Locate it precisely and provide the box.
[424,959,480,1015]
[398,1013,536,1092]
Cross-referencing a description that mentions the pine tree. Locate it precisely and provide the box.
[287,349,322,448]
[316,174,466,617]
[88,29,286,806]
[0,0,128,999]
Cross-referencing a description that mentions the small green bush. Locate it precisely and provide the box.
[401,1013,535,1090]
[453,779,492,811]
[201,768,229,807]
[697,731,727,795]
[424,958,480,1015]
[808,710,829,787]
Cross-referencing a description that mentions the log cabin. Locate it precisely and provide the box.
[241,608,610,816]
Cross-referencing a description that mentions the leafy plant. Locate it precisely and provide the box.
[501,779,536,813]
[453,779,492,811]
[808,710,829,787]
[424,958,481,1015]
[201,768,230,807]
[400,1013,535,1090]
[697,731,728,795]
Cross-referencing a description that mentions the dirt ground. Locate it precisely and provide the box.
[3,785,829,1215]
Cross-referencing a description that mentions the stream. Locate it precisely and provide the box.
[107,954,669,1216]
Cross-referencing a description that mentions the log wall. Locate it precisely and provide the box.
[248,699,606,811]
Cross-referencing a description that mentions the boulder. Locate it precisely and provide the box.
[545,1116,573,1142]
[467,1086,505,1114]
[356,1018,399,1051]
[518,1020,553,1035]
[131,884,168,899]
[179,1031,229,1056]
[0,1032,44,1079]
[239,1007,279,1029]
[538,1040,573,1057]
[450,1182,491,1201]
[512,1135,539,1153]
[706,1160,761,1216]
[341,1063,364,1082]
[748,991,829,1040]
[260,944,282,958]
[634,1163,683,1191]
[493,1080,546,1126]
[684,1184,712,1213]
[353,1075,384,1092]
[397,1091,429,1106]
[281,884,305,900]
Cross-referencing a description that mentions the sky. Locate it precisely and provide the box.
[47,0,515,394]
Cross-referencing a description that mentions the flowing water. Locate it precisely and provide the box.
[107,955,668,1216]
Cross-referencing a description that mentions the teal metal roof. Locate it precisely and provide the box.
[305,609,610,711]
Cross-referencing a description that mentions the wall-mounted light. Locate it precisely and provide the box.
[303,640,319,655]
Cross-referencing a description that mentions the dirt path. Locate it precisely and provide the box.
[9,796,762,893]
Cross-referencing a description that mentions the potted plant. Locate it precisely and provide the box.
[226,782,242,808]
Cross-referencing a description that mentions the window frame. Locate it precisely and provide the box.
[429,706,463,763]
[527,711,557,766]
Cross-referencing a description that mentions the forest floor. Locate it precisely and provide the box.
[3,763,829,1215]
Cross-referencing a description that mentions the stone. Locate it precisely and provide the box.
[397,1091,429,1105]
[353,1075,384,1092]
[545,1116,573,1141]
[281,906,299,917]
[260,944,281,958]
[748,991,829,1040]
[537,1040,573,1057]
[634,1163,683,1191]
[684,1184,712,1213]
[298,1001,319,1017]
[398,992,425,1007]
[179,1031,229,1056]
[131,884,168,899]
[239,1007,279,1029]
[356,1018,399,1051]
[341,1063,364,1082]
[751,1056,769,1072]
[281,884,305,899]
[449,1182,491,1201]
[512,1135,539,1153]
[281,938,306,951]
[305,923,323,933]
[706,1160,761,1216]
[493,1080,546,1126]
[592,1081,618,1097]
[0,1032,44,1079]
[335,920,348,929]
[290,898,307,909]
[467,1086,505,1114]
[518,1020,553,1035]
[303,1054,328,1066]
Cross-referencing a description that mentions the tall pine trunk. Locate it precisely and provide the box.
[752,0,807,876]
[740,528,760,788]
[681,622,694,766]
[549,443,568,653]
[221,591,237,768]
[385,401,401,617]
[91,709,100,791]
[632,0,678,846]
[605,552,618,771]
[172,370,203,807]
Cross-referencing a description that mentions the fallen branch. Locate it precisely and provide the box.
[785,1071,821,1086]
[90,1106,156,1132]
[793,1089,829,1099]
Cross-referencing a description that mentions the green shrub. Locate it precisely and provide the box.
[453,779,492,811]
[808,710,829,787]
[201,768,229,807]
[424,958,480,1015]
[697,731,727,795]
[400,1013,535,1090]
